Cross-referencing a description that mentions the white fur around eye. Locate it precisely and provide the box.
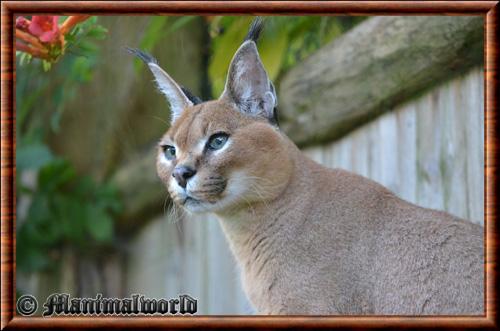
[159,144,178,164]
[212,139,231,155]
[195,138,208,154]
[159,153,170,165]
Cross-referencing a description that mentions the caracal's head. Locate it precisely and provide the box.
[129,19,293,214]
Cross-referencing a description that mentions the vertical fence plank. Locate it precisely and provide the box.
[396,103,417,203]
[378,112,399,192]
[415,91,446,211]
[440,78,469,219]
[350,128,370,178]
[180,216,208,312]
[465,69,485,225]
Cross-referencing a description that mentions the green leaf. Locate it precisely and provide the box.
[166,16,196,34]
[42,60,52,72]
[21,215,62,247]
[258,26,288,81]
[16,238,50,273]
[16,143,54,171]
[86,25,108,40]
[140,16,169,51]
[98,183,122,213]
[135,17,169,72]
[18,52,33,66]
[87,16,98,25]
[76,41,98,56]
[54,196,87,245]
[209,17,253,96]
[86,208,114,242]
[135,17,196,72]
[25,195,51,227]
[70,57,94,82]
[38,159,75,191]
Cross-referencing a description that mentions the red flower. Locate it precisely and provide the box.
[28,16,60,43]
[15,17,31,31]
[16,15,91,62]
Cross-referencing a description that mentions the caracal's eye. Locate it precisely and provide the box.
[163,145,176,160]
[207,133,229,150]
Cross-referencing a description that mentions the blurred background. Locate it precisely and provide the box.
[15,16,484,314]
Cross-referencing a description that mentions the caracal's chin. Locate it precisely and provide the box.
[181,196,237,214]
[169,175,251,215]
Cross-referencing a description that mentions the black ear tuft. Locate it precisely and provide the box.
[125,46,158,65]
[181,86,203,105]
[244,17,264,43]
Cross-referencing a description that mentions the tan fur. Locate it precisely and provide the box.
[145,24,483,315]
[157,101,292,214]
[156,99,483,315]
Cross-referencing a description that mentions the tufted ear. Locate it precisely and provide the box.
[219,20,278,124]
[126,47,193,123]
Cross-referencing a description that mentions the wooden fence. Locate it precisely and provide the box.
[125,67,484,314]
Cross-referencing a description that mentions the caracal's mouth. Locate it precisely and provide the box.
[182,196,202,206]
[171,179,234,213]
[181,199,212,214]
[179,194,220,213]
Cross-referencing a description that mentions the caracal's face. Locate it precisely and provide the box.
[156,100,289,214]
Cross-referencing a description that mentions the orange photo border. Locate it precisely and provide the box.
[1,1,498,329]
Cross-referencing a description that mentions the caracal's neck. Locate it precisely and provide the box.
[214,135,309,262]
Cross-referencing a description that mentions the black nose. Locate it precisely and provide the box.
[172,166,196,188]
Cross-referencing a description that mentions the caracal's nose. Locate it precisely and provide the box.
[172,166,196,188]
